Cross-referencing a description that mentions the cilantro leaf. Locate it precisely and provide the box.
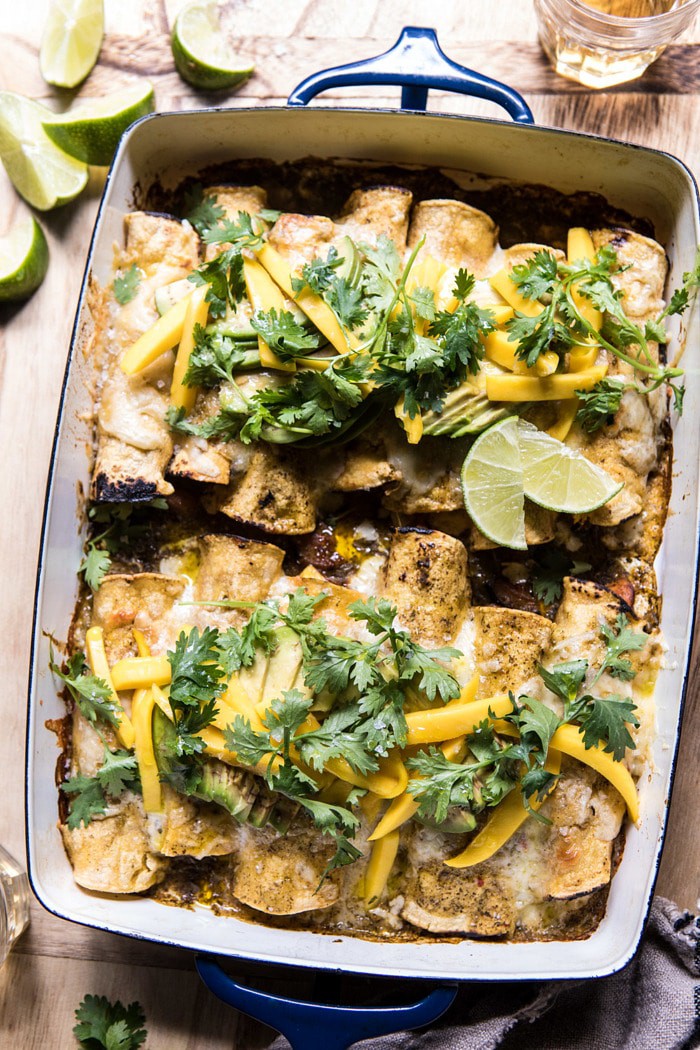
[183,182,225,236]
[96,747,139,796]
[598,614,648,681]
[538,660,589,704]
[79,545,112,592]
[250,308,323,360]
[200,210,264,249]
[167,627,225,754]
[183,325,259,387]
[188,247,246,318]
[516,697,561,756]
[509,250,558,301]
[113,264,141,305]
[50,650,120,729]
[575,378,627,433]
[660,247,700,318]
[61,774,108,829]
[579,694,639,761]
[409,285,436,322]
[531,548,591,605]
[327,277,369,331]
[292,247,342,295]
[74,994,147,1050]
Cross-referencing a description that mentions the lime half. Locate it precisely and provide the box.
[0,216,49,302]
[41,82,155,166]
[0,93,88,211]
[518,419,622,513]
[40,0,104,88]
[461,416,526,550]
[171,1,255,90]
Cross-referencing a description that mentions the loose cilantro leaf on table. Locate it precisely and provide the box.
[112,264,141,305]
[74,993,147,1050]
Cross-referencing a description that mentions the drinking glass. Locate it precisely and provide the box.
[534,0,700,88]
[0,845,30,966]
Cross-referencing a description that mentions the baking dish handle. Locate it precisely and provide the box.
[287,25,534,124]
[195,956,457,1050]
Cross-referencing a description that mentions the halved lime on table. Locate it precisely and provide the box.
[42,82,155,166]
[40,0,104,89]
[0,93,87,210]
[461,417,622,549]
[171,1,254,90]
[0,216,49,303]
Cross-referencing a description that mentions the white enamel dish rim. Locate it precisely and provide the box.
[25,103,700,982]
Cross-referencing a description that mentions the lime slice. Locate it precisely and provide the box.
[518,419,622,513]
[0,93,88,211]
[461,416,527,550]
[171,1,254,90]
[41,82,155,166]
[40,0,104,88]
[0,216,49,302]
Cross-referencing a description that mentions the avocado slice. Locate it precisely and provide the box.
[194,759,258,822]
[154,277,193,316]
[415,805,478,835]
[237,652,269,708]
[336,235,363,287]
[259,626,303,711]
[422,384,519,438]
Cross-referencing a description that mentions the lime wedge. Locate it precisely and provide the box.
[0,216,49,302]
[0,93,88,211]
[518,419,622,513]
[461,416,526,550]
[171,1,254,90]
[40,0,104,89]
[41,82,155,166]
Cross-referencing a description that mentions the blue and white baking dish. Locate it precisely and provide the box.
[25,27,700,1048]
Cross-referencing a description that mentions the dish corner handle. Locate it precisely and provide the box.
[195,955,457,1050]
[287,25,534,124]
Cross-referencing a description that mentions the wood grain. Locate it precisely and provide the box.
[1,1,699,1046]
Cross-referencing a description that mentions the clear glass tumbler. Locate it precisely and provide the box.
[534,0,700,88]
[0,845,30,966]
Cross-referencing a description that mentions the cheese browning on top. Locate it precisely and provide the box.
[52,173,690,944]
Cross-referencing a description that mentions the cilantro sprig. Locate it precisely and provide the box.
[50,649,120,729]
[61,746,140,830]
[167,627,227,755]
[112,264,141,306]
[74,993,147,1050]
[78,500,168,592]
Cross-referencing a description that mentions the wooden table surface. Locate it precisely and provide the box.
[1,2,699,1045]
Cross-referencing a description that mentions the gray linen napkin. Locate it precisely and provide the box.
[269,897,700,1050]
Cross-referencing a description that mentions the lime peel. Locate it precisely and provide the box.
[0,92,88,211]
[461,416,527,551]
[517,419,623,514]
[41,82,155,166]
[171,1,255,91]
[0,216,49,302]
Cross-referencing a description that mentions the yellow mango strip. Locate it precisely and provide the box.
[394,399,423,444]
[364,830,400,903]
[486,364,607,402]
[567,228,603,331]
[257,242,361,354]
[359,791,384,823]
[369,791,419,840]
[325,751,408,799]
[150,683,174,722]
[295,354,336,372]
[132,687,162,813]
[119,293,192,375]
[445,750,562,869]
[551,724,639,822]
[367,736,467,841]
[317,779,354,807]
[547,345,601,440]
[110,655,172,692]
[84,626,135,749]
[405,694,513,746]
[132,628,151,658]
[489,268,543,318]
[458,674,479,706]
[482,330,558,378]
[242,256,296,372]
[488,304,514,327]
[170,283,209,412]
